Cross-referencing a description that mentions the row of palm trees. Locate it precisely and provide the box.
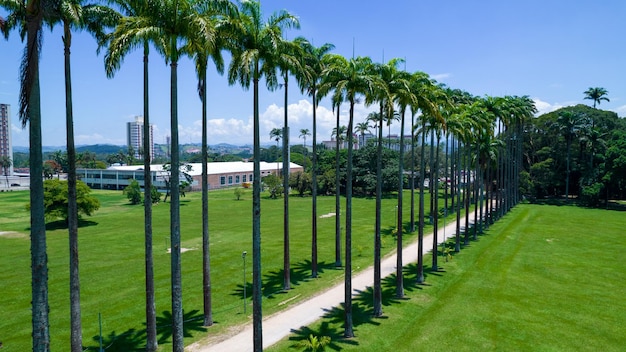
[2,0,536,351]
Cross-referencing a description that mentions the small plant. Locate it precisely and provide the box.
[297,334,331,352]
[234,187,245,200]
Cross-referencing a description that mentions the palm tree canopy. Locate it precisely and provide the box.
[294,36,334,102]
[225,0,299,90]
[270,127,282,142]
[583,87,609,108]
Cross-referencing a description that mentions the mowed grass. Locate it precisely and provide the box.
[0,187,439,351]
[267,203,626,352]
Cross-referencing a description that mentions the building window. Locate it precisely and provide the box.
[249,174,253,182]
[235,175,240,183]
[220,176,226,185]
[228,176,233,184]
[243,174,247,182]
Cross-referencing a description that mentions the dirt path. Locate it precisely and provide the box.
[187,214,476,351]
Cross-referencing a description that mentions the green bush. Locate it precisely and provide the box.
[123,179,142,204]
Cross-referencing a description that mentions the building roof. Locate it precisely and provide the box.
[107,161,302,176]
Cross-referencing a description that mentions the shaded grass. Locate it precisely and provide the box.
[267,204,626,352]
[0,188,445,351]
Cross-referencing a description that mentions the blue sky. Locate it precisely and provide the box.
[1,0,625,148]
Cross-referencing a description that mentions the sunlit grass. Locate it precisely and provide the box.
[267,204,626,352]
[0,187,445,351]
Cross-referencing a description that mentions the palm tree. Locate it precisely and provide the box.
[4,0,53,349]
[226,1,299,349]
[583,87,609,109]
[109,1,220,349]
[276,37,303,292]
[321,55,380,338]
[294,37,335,277]
[355,121,370,147]
[0,155,11,187]
[270,127,282,147]
[183,0,235,327]
[330,90,345,268]
[331,125,347,147]
[384,109,400,147]
[103,0,162,347]
[299,128,310,147]
[55,2,118,349]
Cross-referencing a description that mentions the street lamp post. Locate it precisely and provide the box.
[242,251,247,314]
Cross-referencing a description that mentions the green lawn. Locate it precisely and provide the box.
[0,187,441,351]
[267,203,626,352]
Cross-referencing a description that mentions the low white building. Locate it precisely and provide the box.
[77,161,304,191]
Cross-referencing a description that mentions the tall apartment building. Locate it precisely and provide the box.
[0,104,13,176]
[126,116,154,160]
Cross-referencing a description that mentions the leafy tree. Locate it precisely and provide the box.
[289,171,311,196]
[557,110,587,201]
[123,179,142,204]
[38,179,100,223]
[583,87,609,109]
[149,185,161,204]
[263,174,283,199]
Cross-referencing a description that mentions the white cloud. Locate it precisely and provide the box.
[431,73,452,81]
[532,98,579,116]
[612,105,626,116]
[75,133,124,145]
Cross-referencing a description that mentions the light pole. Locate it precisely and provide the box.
[242,251,247,314]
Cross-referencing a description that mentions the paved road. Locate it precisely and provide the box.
[187,214,474,352]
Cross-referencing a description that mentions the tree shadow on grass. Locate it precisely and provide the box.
[88,327,146,351]
[287,321,359,351]
[40,218,98,231]
[230,260,339,300]
[87,310,207,351]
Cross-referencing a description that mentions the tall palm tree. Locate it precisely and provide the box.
[226,1,299,349]
[103,0,162,347]
[183,0,234,327]
[331,125,347,147]
[276,37,303,292]
[364,58,397,314]
[583,87,609,109]
[330,90,345,268]
[4,0,54,349]
[384,109,400,147]
[321,55,380,337]
[55,2,118,349]
[299,128,310,147]
[294,37,335,277]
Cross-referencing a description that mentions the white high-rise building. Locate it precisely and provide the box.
[0,104,13,176]
[126,116,154,160]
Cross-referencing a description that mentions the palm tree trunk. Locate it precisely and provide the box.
[252,66,263,351]
[409,114,416,233]
[395,110,406,297]
[429,129,438,271]
[311,90,319,277]
[170,59,184,352]
[334,102,341,267]
[455,138,462,252]
[417,121,426,283]
[373,103,383,316]
[143,43,158,350]
[464,145,471,246]
[344,101,355,338]
[27,9,50,349]
[282,73,290,291]
[201,66,213,327]
[64,24,82,352]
